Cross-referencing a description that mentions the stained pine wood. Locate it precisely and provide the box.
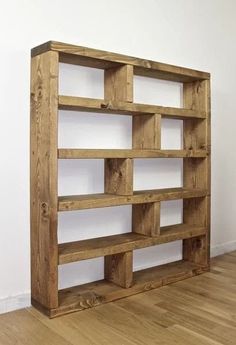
[132,113,161,149]
[58,187,207,211]
[104,65,133,102]
[104,63,134,287]
[1,252,235,344]
[31,41,210,82]
[58,224,206,264]
[105,158,133,195]
[30,51,59,309]
[31,41,210,318]
[58,95,206,119]
[58,148,208,159]
[183,80,211,267]
[105,251,133,288]
[132,202,160,237]
[51,260,207,318]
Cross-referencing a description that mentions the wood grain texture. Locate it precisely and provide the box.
[105,251,133,288]
[58,95,206,119]
[58,224,206,264]
[105,158,133,195]
[1,252,235,344]
[104,65,133,102]
[31,41,210,82]
[58,187,207,211]
[58,148,208,159]
[132,114,161,149]
[183,80,211,267]
[30,51,59,309]
[50,260,207,317]
[30,41,211,319]
[104,62,134,285]
[132,202,160,237]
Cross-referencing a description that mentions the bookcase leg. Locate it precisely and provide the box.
[30,51,59,309]
[105,251,133,288]
[183,80,211,267]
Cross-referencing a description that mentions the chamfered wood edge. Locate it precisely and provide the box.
[31,41,210,82]
[31,260,209,318]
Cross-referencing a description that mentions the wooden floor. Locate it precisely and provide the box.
[0,252,236,345]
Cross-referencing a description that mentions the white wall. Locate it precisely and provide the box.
[1,0,236,313]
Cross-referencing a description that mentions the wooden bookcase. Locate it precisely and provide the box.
[30,41,211,318]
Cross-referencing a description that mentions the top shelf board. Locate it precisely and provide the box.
[31,41,210,83]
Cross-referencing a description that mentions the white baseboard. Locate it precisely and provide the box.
[0,293,30,315]
[0,241,235,315]
[210,240,236,257]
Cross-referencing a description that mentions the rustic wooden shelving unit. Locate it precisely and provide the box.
[30,41,211,318]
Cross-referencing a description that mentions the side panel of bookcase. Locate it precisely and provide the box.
[30,51,59,309]
[183,80,211,266]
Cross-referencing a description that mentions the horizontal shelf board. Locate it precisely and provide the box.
[58,149,208,159]
[31,41,210,83]
[58,187,207,211]
[58,96,206,119]
[46,260,208,318]
[58,224,206,264]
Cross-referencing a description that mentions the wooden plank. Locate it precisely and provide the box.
[104,65,133,102]
[132,114,161,149]
[132,202,160,237]
[104,65,133,196]
[58,224,206,264]
[58,187,207,211]
[30,51,59,309]
[105,251,133,288]
[58,95,206,119]
[47,260,207,317]
[31,41,210,82]
[58,148,208,159]
[105,158,133,195]
[183,79,211,267]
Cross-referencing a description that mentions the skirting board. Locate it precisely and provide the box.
[1,241,236,315]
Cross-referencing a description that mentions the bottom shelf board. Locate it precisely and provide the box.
[32,260,209,318]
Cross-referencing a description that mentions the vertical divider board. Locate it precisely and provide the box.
[183,80,211,266]
[30,51,59,310]
[30,41,211,318]
[104,65,134,288]
[132,113,161,237]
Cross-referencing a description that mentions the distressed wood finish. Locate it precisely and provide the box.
[105,251,133,288]
[58,224,206,264]
[30,51,59,309]
[31,41,210,82]
[2,252,236,344]
[58,148,208,159]
[105,158,133,195]
[58,95,206,119]
[183,80,211,267]
[104,63,134,288]
[132,202,160,237]
[104,65,133,102]
[31,41,210,318]
[58,187,207,211]
[132,114,161,149]
[52,260,207,318]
